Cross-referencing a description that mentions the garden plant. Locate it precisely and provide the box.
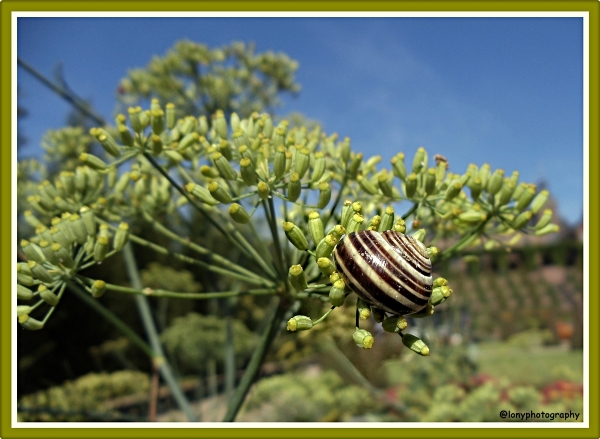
[16,41,559,422]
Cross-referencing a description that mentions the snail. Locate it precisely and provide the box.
[332,230,433,315]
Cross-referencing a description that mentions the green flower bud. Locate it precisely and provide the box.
[357,298,371,320]
[283,222,309,250]
[292,147,310,179]
[445,181,463,201]
[94,236,109,262]
[435,160,447,182]
[512,182,527,202]
[38,284,59,306]
[150,108,165,135]
[24,211,42,229]
[98,223,111,240]
[382,315,408,333]
[257,181,270,200]
[458,210,487,224]
[270,145,286,179]
[127,106,143,133]
[287,315,313,332]
[391,153,407,180]
[288,264,308,291]
[356,174,378,195]
[372,307,385,323]
[317,257,335,276]
[114,222,130,252]
[176,132,198,152]
[21,240,46,264]
[69,214,88,245]
[427,246,439,259]
[430,285,452,306]
[535,223,560,236]
[216,139,232,161]
[17,305,33,316]
[509,170,520,187]
[213,110,228,139]
[401,333,430,356]
[18,284,34,301]
[425,168,437,195]
[353,328,374,349]
[516,186,536,212]
[28,260,53,284]
[51,242,74,268]
[212,152,237,180]
[229,203,251,224]
[367,215,381,231]
[18,314,44,331]
[316,234,338,259]
[229,112,241,131]
[199,165,219,179]
[348,153,363,179]
[339,137,351,162]
[379,205,395,231]
[80,207,97,237]
[535,209,553,230]
[240,158,257,186]
[208,182,233,204]
[17,268,35,287]
[97,133,121,157]
[165,103,176,130]
[79,153,108,171]
[512,211,532,230]
[469,176,482,201]
[410,303,435,318]
[530,189,549,214]
[411,229,426,243]
[164,145,184,163]
[39,240,60,266]
[317,182,332,209]
[329,280,346,306]
[328,224,346,240]
[488,169,504,195]
[478,163,491,190]
[49,226,69,249]
[340,199,354,228]
[185,183,219,206]
[346,213,364,234]
[404,173,418,198]
[308,211,325,245]
[91,279,107,298]
[412,146,427,173]
[197,115,209,136]
[310,151,326,184]
[497,179,516,206]
[287,172,301,202]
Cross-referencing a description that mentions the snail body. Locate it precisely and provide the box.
[333,230,433,316]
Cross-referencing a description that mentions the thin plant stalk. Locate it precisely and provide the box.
[122,242,197,422]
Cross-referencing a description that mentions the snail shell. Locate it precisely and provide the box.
[333,230,433,315]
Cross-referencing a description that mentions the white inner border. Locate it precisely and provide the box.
[11,10,590,429]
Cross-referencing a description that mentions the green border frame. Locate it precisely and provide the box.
[1,1,598,438]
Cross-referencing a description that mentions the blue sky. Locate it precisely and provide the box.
[17,16,584,225]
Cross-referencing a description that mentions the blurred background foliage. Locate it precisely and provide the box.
[16,39,584,423]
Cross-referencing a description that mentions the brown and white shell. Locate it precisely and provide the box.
[333,230,433,315]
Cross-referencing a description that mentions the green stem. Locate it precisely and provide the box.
[175,162,278,280]
[401,202,419,221]
[223,299,291,422]
[122,243,197,422]
[97,218,273,287]
[144,152,254,260]
[76,275,277,300]
[139,210,272,284]
[263,199,285,279]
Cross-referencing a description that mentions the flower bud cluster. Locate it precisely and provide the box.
[17,205,129,330]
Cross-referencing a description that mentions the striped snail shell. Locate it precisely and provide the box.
[333,230,433,316]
